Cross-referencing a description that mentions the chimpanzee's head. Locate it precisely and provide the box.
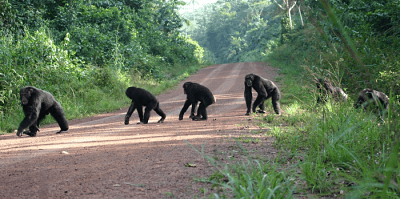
[20,87,34,105]
[245,74,254,87]
[183,82,193,94]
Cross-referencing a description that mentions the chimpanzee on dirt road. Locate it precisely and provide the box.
[125,86,166,124]
[16,86,69,137]
[179,82,216,121]
[244,73,281,115]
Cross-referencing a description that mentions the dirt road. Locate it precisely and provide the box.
[0,62,280,198]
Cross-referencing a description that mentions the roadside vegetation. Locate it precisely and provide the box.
[181,0,400,198]
[0,0,208,133]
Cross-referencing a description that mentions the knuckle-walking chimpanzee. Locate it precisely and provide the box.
[16,86,69,137]
[314,78,348,104]
[179,82,216,121]
[244,73,281,115]
[354,88,389,112]
[125,86,166,124]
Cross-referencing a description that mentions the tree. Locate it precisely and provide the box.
[272,0,297,29]
[245,0,271,25]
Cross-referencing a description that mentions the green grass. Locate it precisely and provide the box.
[186,141,296,198]
[234,134,260,144]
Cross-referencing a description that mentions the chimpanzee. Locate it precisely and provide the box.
[179,82,216,121]
[125,86,166,124]
[314,78,348,104]
[16,86,69,137]
[354,89,389,112]
[244,73,281,115]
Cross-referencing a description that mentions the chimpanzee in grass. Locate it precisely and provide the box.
[125,86,166,124]
[16,86,69,137]
[179,82,216,121]
[354,88,389,113]
[314,78,348,104]
[244,73,281,115]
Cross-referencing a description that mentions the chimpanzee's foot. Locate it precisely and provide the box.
[56,130,68,134]
[23,130,37,137]
[192,116,206,121]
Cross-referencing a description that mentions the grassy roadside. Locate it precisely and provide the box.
[187,58,399,198]
[263,58,400,198]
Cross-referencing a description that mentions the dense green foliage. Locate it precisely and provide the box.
[181,0,399,198]
[300,0,400,99]
[0,0,205,133]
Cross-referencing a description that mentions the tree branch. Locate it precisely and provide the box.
[272,0,285,10]
[288,1,296,29]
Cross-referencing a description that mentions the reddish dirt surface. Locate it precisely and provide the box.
[0,62,281,198]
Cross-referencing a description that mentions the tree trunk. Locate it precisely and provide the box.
[298,4,304,26]
[288,1,296,29]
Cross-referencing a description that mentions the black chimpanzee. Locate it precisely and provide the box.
[354,88,389,112]
[125,86,166,124]
[314,78,348,104]
[16,86,69,137]
[244,73,281,115]
[179,82,216,121]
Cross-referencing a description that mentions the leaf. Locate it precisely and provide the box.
[185,163,197,167]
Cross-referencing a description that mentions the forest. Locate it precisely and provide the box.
[1,0,400,197]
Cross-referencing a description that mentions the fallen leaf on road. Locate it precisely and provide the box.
[185,163,196,167]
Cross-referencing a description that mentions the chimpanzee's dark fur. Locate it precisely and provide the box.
[125,87,166,124]
[16,86,68,137]
[179,82,216,121]
[314,78,348,104]
[354,88,389,112]
[244,73,281,115]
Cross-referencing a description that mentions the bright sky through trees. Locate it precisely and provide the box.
[179,0,218,13]
[189,0,217,6]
